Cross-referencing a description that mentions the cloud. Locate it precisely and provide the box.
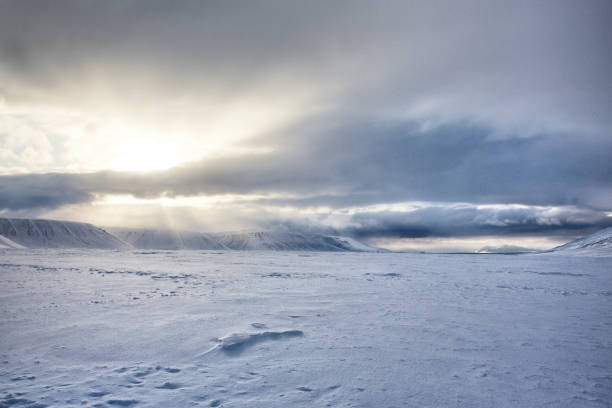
[207,201,612,241]
[0,118,611,213]
[0,1,610,242]
[340,205,612,239]
[1,0,610,136]
[0,173,92,211]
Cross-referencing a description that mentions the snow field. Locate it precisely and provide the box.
[0,250,611,407]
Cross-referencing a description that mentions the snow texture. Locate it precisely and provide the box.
[0,249,610,407]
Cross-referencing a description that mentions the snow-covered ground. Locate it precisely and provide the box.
[1,250,611,407]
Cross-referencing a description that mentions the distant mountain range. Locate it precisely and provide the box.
[0,217,385,252]
[1,217,610,254]
[108,228,226,250]
[110,228,386,252]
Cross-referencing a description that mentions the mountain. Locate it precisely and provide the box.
[109,228,226,250]
[109,228,385,252]
[0,217,385,252]
[213,231,386,252]
[551,227,612,255]
[0,218,130,249]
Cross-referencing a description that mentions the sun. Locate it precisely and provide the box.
[109,139,182,172]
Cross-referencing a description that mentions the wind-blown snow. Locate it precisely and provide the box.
[0,218,129,249]
[0,249,610,407]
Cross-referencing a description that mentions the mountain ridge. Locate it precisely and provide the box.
[0,218,384,251]
[0,217,130,249]
[551,227,612,255]
[111,227,386,252]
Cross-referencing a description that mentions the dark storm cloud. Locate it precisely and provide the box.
[227,203,612,239]
[341,206,612,239]
[0,173,92,210]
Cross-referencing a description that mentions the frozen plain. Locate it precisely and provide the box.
[1,249,611,407]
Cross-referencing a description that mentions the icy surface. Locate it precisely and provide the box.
[0,250,611,407]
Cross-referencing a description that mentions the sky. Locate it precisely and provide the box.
[0,0,611,251]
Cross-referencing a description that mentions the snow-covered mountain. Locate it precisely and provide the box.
[0,217,385,252]
[213,231,386,252]
[552,227,612,255]
[109,228,227,250]
[0,218,129,249]
[109,228,385,252]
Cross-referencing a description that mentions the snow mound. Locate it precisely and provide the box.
[0,218,130,249]
[551,227,612,255]
[214,231,385,252]
[213,330,304,356]
[109,228,226,250]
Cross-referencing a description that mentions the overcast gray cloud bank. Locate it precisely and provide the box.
[1,120,611,238]
[2,0,611,133]
[1,0,611,240]
[341,206,612,239]
[255,203,612,241]
[1,119,611,210]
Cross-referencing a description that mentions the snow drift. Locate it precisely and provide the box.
[0,218,129,249]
